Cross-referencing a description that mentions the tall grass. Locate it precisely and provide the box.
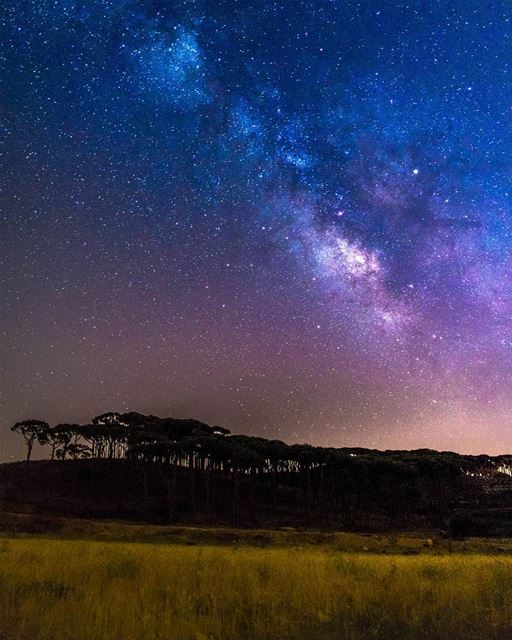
[1,537,511,640]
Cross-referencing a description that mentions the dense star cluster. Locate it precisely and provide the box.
[2,0,512,458]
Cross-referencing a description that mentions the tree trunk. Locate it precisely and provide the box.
[25,440,33,473]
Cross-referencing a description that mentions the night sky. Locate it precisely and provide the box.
[2,0,512,460]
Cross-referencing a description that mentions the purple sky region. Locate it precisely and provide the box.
[2,0,512,459]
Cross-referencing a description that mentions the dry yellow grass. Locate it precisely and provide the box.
[1,537,511,640]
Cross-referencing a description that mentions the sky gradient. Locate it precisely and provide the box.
[2,0,512,460]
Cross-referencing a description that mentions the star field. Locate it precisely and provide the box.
[2,0,512,459]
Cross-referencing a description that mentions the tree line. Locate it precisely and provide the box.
[10,412,512,528]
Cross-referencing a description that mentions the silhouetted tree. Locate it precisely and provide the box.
[52,424,81,460]
[11,420,49,470]
[56,442,91,460]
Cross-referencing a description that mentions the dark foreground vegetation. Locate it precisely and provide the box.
[6,412,512,535]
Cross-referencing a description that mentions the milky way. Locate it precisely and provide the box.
[2,0,512,458]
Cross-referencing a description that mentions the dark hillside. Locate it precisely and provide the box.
[1,456,511,534]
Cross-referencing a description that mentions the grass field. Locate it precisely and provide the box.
[1,536,512,640]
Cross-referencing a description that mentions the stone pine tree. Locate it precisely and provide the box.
[11,420,49,470]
